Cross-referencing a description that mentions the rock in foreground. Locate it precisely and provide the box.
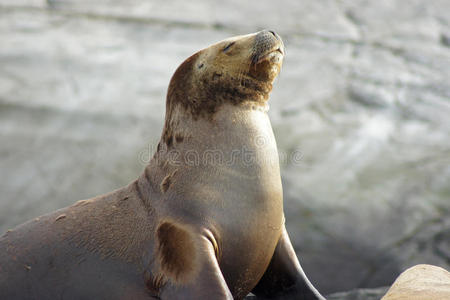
[381,264,450,300]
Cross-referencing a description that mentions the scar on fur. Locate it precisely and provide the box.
[74,199,91,207]
[160,169,178,193]
[55,214,66,222]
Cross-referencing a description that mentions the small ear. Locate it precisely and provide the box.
[156,222,198,284]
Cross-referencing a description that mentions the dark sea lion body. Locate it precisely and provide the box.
[0,31,324,299]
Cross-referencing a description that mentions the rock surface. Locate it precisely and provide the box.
[0,0,449,294]
[382,264,450,300]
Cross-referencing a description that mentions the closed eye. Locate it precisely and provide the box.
[223,42,235,52]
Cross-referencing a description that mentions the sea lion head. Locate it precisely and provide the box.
[166,30,285,120]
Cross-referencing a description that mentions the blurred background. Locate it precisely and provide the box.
[0,0,449,295]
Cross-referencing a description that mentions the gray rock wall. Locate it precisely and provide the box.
[1,0,449,294]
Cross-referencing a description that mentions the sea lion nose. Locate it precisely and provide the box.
[256,30,275,40]
[268,30,281,40]
[253,30,284,57]
[255,30,283,45]
[266,30,285,54]
[255,30,277,46]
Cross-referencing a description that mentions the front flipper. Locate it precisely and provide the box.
[156,222,233,300]
[251,227,325,300]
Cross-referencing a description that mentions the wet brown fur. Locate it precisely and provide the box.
[156,222,198,284]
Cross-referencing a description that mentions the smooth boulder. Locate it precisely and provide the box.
[382,264,450,300]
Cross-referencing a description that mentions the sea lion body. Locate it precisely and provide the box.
[0,31,324,299]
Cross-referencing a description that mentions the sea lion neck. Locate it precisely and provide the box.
[160,101,270,153]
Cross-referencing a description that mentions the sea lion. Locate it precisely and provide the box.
[0,30,324,300]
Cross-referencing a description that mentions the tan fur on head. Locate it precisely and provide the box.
[156,221,198,284]
[162,31,284,146]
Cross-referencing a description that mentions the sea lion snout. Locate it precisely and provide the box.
[248,30,284,82]
[252,30,285,65]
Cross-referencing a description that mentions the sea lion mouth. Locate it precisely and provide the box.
[252,47,284,65]
[251,46,285,66]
